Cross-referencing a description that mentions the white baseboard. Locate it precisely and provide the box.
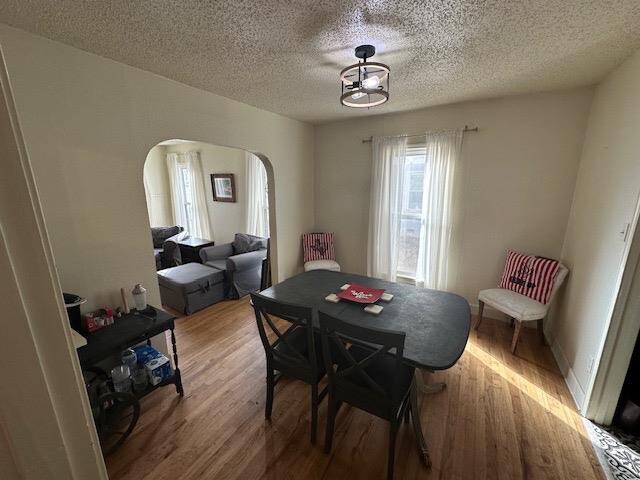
[550,339,585,411]
[472,301,585,410]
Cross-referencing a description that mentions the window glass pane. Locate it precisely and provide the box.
[408,191,422,211]
[179,166,196,234]
[397,214,421,276]
[397,147,426,278]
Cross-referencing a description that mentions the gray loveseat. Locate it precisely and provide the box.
[199,233,268,298]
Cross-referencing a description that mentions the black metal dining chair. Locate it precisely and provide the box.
[251,293,327,443]
[319,311,427,480]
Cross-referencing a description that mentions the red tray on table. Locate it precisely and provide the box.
[337,284,385,304]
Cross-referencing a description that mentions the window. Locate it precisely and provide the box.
[397,146,427,278]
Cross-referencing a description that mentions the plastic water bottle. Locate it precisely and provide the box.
[121,348,137,370]
[132,368,148,393]
[111,365,132,393]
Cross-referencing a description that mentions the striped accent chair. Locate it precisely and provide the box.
[302,232,341,272]
[475,250,569,354]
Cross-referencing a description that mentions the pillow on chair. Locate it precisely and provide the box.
[302,233,336,262]
[233,233,266,254]
[499,250,560,304]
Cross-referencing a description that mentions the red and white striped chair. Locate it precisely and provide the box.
[475,251,569,354]
[302,232,341,272]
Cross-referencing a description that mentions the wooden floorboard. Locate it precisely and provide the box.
[106,297,603,480]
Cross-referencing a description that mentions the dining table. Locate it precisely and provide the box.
[258,269,472,465]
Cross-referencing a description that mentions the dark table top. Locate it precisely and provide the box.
[259,270,471,371]
[177,237,215,248]
[77,307,175,366]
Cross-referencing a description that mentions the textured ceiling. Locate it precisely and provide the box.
[1,1,640,124]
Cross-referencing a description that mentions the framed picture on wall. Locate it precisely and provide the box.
[211,173,236,202]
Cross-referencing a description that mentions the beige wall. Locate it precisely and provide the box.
[314,89,593,306]
[0,45,106,478]
[0,421,19,479]
[162,142,248,245]
[0,25,314,315]
[549,49,640,408]
[144,144,172,227]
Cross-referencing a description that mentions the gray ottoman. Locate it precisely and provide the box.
[157,263,225,314]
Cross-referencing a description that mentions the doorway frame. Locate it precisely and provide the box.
[0,47,107,479]
[584,191,640,423]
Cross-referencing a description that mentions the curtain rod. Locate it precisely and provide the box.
[361,126,478,144]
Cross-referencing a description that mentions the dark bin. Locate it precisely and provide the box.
[63,293,86,332]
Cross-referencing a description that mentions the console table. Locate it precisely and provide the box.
[177,237,215,264]
[77,306,183,394]
[76,306,183,453]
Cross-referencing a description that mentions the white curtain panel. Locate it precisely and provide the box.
[166,151,212,239]
[367,136,407,281]
[142,163,155,225]
[245,152,270,238]
[415,129,463,290]
[166,152,185,228]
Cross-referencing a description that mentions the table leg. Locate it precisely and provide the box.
[417,369,446,394]
[410,379,432,468]
[170,328,184,396]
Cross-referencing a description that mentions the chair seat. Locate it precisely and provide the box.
[304,259,341,272]
[478,288,548,321]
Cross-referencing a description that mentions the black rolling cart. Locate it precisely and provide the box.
[76,306,183,454]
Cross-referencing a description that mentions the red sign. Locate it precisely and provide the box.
[337,284,385,304]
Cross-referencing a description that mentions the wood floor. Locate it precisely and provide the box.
[106,297,603,480]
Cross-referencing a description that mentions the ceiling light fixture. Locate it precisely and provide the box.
[340,44,390,108]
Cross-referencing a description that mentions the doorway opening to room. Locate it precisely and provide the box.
[144,139,273,315]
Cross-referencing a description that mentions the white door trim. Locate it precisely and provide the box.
[584,191,640,422]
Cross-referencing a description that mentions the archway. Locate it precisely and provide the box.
[143,138,277,285]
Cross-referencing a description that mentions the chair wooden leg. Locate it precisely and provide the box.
[310,383,318,444]
[265,368,274,419]
[537,318,546,345]
[475,300,485,330]
[324,395,337,454]
[387,422,398,480]
[511,320,523,354]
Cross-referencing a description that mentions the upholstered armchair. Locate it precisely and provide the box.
[151,226,185,270]
[475,262,569,354]
[200,233,268,298]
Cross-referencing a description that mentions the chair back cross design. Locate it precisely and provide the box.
[332,337,392,396]
[251,293,326,444]
[319,311,422,479]
[251,294,318,378]
[320,313,406,408]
